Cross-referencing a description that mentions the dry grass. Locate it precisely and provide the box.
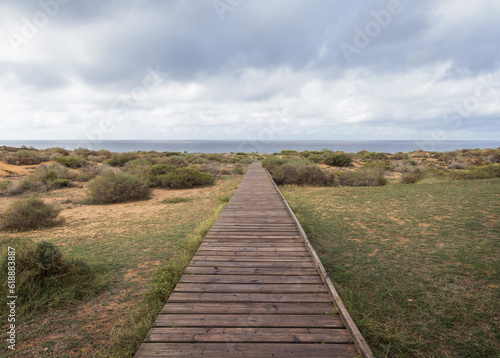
[0,159,242,357]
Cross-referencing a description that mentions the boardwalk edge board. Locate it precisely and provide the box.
[265,168,375,358]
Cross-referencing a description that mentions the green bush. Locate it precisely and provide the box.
[56,156,88,168]
[5,150,43,165]
[261,156,287,172]
[87,170,151,204]
[0,239,109,315]
[206,154,223,162]
[269,159,336,186]
[361,161,393,171]
[165,155,187,167]
[337,168,388,187]
[105,153,138,167]
[0,198,62,231]
[233,166,244,175]
[280,150,298,155]
[146,164,177,187]
[160,168,214,189]
[324,153,352,167]
[450,164,500,180]
[401,169,424,184]
[123,158,152,176]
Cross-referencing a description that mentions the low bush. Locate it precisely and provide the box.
[160,168,214,189]
[401,169,425,184]
[337,168,387,187]
[56,156,88,168]
[146,164,176,187]
[233,166,244,175]
[324,153,352,167]
[0,239,109,315]
[281,150,298,155]
[164,155,187,167]
[123,159,152,176]
[0,180,11,192]
[86,170,151,204]
[206,154,223,162]
[76,164,104,182]
[4,150,43,165]
[450,164,500,180]
[0,198,62,231]
[356,150,388,160]
[105,153,138,167]
[268,159,336,186]
[261,156,287,172]
[361,161,393,171]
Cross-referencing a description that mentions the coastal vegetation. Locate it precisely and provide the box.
[0,145,498,357]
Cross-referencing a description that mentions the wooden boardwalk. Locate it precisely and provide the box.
[135,163,373,357]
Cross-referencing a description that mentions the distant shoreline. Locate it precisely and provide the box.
[1,140,499,154]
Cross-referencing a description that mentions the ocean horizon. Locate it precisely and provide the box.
[1,140,499,154]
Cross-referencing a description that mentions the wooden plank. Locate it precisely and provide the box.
[179,274,323,284]
[146,327,352,343]
[191,255,312,262]
[167,292,332,303]
[153,314,345,328]
[161,302,335,315]
[174,283,328,293]
[184,266,319,276]
[135,343,358,357]
[188,261,316,268]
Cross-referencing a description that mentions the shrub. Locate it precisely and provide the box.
[25,163,76,190]
[238,157,253,165]
[207,154,223,162]
[87,170,151,204]
[450,164,500,180]
[5,150,42,165]
[356,150,388,160]
[280,150,298,155]
[105,153,138,167]
[0,180,11,192]
[76,164,103,182]
[269,159,336,186]
[165,155,187,167]
[401,169,424,184]
[324,153,352,167]
[123,159,152,176]
[261,156,287,172]
[236,152,248,156]
[0,239,109,315]
[160,168,214,189]
[56,156,88,168]
[0,198,62,231]
[337,168,387,187]
[233,166,244,175]
[146,164,177,187]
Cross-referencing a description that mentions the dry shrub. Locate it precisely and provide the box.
[0,198,62,231]
[86,170,151,204]
[337,168,387,187]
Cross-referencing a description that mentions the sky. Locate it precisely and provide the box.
[0,0,499,142]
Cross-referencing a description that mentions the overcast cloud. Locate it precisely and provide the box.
[0,0,499,141]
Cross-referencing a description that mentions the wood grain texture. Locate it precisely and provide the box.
[135,163,367,358]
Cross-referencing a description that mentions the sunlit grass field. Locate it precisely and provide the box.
[282,179,499,358]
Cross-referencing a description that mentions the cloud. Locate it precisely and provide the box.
[0,0,499,142]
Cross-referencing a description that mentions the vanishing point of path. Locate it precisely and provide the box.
[135,162,373,357]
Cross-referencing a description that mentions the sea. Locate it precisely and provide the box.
[1,140,499,154]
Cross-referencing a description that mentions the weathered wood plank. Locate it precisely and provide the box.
[153,314,345,328]
[161,302,335,315]
[135,343,358,357]
[179,274,323,284]
[167,292,332,303]
[174,283,328,293]
[146,327,352,343]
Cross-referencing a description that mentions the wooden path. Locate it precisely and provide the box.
[135,162,373,357]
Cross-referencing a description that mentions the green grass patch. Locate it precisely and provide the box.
[281,179,500,358]
[161,197,192,204]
